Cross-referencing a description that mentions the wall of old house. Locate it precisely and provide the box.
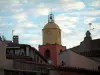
[0,69,4,75]
[0,42,13,69]
[60,50,100,70]
[49,70,87,75]
[49,69,99,75]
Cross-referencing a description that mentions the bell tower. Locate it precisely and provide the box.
[39,13,66,65]
[43,13,61,45]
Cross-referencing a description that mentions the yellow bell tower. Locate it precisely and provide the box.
[42,13,61,45]
[39,13,66,65]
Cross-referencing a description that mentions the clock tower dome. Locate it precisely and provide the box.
[39,13,66,65]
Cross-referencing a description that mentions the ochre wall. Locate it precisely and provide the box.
[43,28,61,45]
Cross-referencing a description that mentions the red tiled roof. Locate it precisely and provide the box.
[6,42,47,63]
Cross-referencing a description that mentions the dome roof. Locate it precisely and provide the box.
[43,22,60,29]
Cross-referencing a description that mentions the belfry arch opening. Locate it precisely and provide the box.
[44,49,50,60]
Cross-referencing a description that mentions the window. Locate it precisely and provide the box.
[6,50,9,54]
[9,50,14,54]
[44,49,50,60]
[15,49,20,55]
[20,50,25,55]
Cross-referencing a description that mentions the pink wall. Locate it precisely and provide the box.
[39,44,66,65]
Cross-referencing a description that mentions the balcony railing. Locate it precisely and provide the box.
[13,60,49,73]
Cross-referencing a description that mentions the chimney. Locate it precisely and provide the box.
[13,35,19,44]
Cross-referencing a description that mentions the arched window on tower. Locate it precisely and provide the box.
[60,49,62,53]
[44,49,50,60]
[48,14,54,23]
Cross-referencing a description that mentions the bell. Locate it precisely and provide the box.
[50,16,52,19]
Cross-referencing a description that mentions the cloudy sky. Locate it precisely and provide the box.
[0,0,100,49]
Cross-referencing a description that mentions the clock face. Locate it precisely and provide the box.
[48,59,52,64]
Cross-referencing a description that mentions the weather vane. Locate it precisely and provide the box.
[12,30,15,36]
[88,23,94,31]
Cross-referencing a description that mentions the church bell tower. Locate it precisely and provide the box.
[39,13,66,65]
[43,13,61,45]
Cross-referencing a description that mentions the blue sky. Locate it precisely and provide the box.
[0,0,100,49]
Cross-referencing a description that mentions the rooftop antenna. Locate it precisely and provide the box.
[88,23,94,31]
[12,30,15,36]
[84,23,94,37]
[12,30,15,42]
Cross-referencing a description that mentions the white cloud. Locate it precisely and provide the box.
[54,13,86,49]
[14,28,25,35]
[84,17,95,24]
[55,14,78,33]
[55,14,67,21]
[36,8,50,16]
[70,10,100,16]
[0,0,21,11]
[13,21,37,35]
[62,40,80,49]
[19,33,39,39]
[12,12,28,22]
[55,14,78,23]
[24,3,50,17]
[11,8,24,13]
[28,39,42,45]
[21,0,29,4]
[62,28,72,34]
[17,20,37,28]
[0,16,13,29]
[90,0,100,7]
[62,30,85,48]
[22,21,37,28]
[27,38,42,49]
[92,23,100,30]
[20,0,35,4]
[60,0,85,11]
